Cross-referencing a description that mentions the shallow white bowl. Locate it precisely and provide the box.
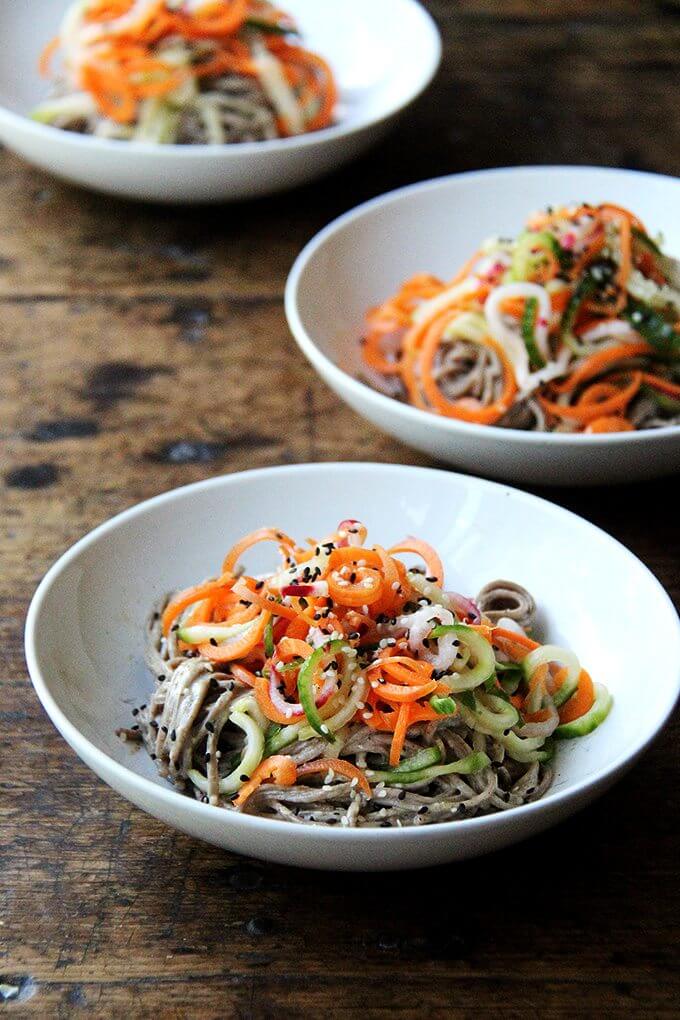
[286,166,680,485]
[0,0,440,203]
[25,463,680,870]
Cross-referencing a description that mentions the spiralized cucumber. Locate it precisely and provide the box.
[430,624,496,692]
[522,644,581,708]
[368,751,491,786]
[554,683,613,739]
[188,695,265,797]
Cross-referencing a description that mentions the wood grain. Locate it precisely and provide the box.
[1,1,679,1016]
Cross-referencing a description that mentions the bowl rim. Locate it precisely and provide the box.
[24,461,680,842]
[285,164,680,447]
[0,0,441,158]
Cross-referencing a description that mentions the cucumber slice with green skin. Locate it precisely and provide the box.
[511,231,571,281]
[554,683,613,740]
[177,619,257,645]
[391,747,442,773]
[368,751,490,786]
[522,644,581,708]
[456,691,519,737]
[263,617,275,658]
[429,694,457,715]
[188,696,265,797]
[500,732,554,763]
[521,296,547,369]
[264,721,302,756]
[429,624,496,691]
[297,639,347,741]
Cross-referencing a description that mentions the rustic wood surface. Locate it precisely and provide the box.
[1,1,679,1016]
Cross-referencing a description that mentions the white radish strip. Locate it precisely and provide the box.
[580,320,641,343]
[518,345,571,397]
[252,40,306,135]
[484,282,552,388]
[411,276,482,327]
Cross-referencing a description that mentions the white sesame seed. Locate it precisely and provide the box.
[391,581,400,590]
[377,790,387,799]
[320,724,330,734]
[362,710,374,720]
[341,816,349,826]
[350,777,358,788]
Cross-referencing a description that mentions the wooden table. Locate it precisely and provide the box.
[1,2,679,1015]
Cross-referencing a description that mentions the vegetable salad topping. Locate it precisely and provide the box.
[360,203,680,432]
[34,0,337,144]
[120,521,613,827]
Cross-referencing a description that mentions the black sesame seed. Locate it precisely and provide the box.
[157,674,166,682]
[239,599,249,606]
[299,597,308,609]
[228,681,235,691]
[161,725,169,734]
[205,721,215,733]
[152,612,160,621]
[170,729,177,741]
[205,753,211,762]
[426,576,437,583]
[171,625,180,633]
[150,720,159,730]
[418,805,428,814]
[398,790,406,801]
[255,580,264,590]
[240,774,249,782]
[131,724,139,731]
[349,572,357,584]
[150,753,157,760]
[210,638,218,647]
[132,708,139,716]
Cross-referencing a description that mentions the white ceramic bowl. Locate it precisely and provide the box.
[0,0,440,203]
[286,166,680,485]
[25,463,680,871]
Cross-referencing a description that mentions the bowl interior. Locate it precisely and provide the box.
[29,464,680,813]
[291,167,680,378]
[0,0,439,132]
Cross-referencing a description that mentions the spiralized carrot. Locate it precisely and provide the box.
[585,416,634,433]
[550,343,652,394]
[233,754,297,808]
[296,758,371,796]
[540,372,642,424]
[388,537,445,587]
